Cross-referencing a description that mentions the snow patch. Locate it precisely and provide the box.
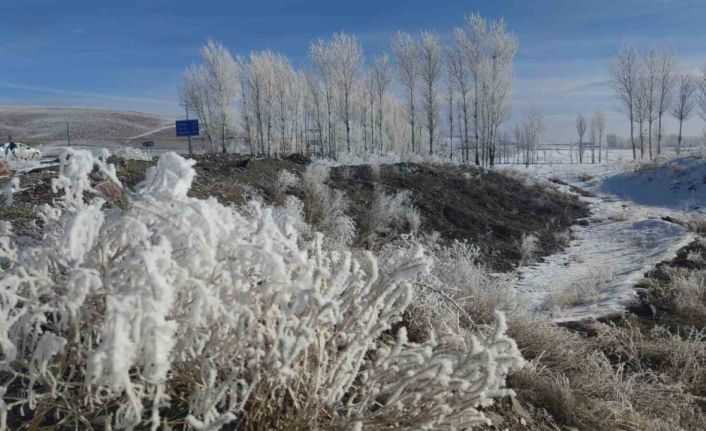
[601,157,706,213]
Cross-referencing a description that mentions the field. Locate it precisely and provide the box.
[0,107,202,153]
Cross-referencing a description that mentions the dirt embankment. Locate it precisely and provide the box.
[329,163,587,270]
[0,154,588,271]
[632,239,706,330]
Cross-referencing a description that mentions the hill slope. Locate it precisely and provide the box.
[0,107,173,146]
[601,156,706,212]
[1,154,589,271]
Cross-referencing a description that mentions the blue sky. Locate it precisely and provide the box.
[1,0,706,142]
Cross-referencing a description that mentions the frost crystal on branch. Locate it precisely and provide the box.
[0,149,523,429]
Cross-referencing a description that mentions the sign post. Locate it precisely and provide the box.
[175,114,199,156]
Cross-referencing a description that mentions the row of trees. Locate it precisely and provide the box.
[610,42,706,159]
[179,13,520,165]
[573,112,607,164]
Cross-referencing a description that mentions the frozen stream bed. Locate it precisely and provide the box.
[507,152,701,323]
[515,212,691,323]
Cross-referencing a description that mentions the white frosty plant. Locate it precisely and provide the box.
[0,149,523,430]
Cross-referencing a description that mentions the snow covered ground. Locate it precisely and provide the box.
[506,149,702,323]
[602,156,706,213]
[4,159,56,174]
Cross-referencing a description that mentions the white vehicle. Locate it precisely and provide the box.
[1,142,41,160]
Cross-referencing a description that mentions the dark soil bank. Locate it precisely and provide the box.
[1,154,588,271]
[328,163,587,271]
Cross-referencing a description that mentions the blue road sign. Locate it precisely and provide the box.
[176,119,199,137]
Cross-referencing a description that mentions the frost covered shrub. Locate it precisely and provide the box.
[630,155,672,173]
[667,269,706,316]
[301,162,355,246]
[0,149,523,430]
[677,213,706,234]
[430,241,520,328]
[368,162,381,180]
[541,266,613,311]
[606,206,631,222]
[496,166,558,191]
[2,178,19,206]
[518,233,539,265]
[271,169,300,205]
[686,249,705,264]
[356,189,420,246]
[595,320,706,395]
[508,315,706,431]
[115,146,153,161]
[389,236,521,348]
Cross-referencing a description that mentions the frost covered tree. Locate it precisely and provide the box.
[463,14,517,166]
[655,47,676,155]
[362,68,374,152]
[393,32,421,153]
[635,74,650,158]
[304,69,326,156]
[594,111,606,162]
[309,38,337,158]
[484,18,517,166]
[671,72,696,154]
[236,56,255,155]
[643,47,660,159]
[248,50,277,156]
[446,28,472,163]
[173,11,522,161]
[466,13,486,165]
[610,43,639,159]
[419,31,442,155]
[445,68,455,160]
[522,104,544,167]
[590,117,597,164]
[272,53,296,156]
[698,65,706,127]
[576,114,587,163]
[0,149,524,429]
[372,54,392,154]
[331,33,363,154]
[180,40,240,154]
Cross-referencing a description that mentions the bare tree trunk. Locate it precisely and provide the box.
[657,114,663,155]
[370,90,375,153]
[363,105,368,153]
[648,119,653,159]
[448,93,453,161]
[428,104,433,156]
[378,93,384,155]
[222,120,227,154]
[677,118,683,154]
[630,108,636,160]
[410,88,416,153]
[345,93,351,154]
[461,94,469,164]
[579,139,583,163]
[457,106,463,162]
[473,87,479,165]
[598,134,602,163]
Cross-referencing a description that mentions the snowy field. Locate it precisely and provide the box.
[0,107,172,146]
[506,149,703,322]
